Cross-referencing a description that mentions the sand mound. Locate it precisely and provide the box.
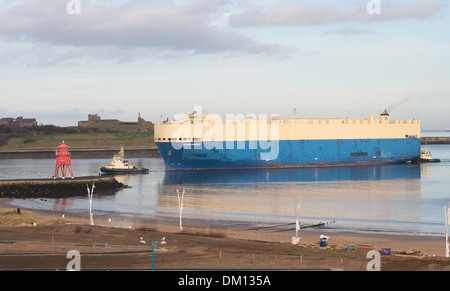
[0,208,68,227]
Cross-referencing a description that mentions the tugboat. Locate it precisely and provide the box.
[413,149,441,163]
[100,147,149,174]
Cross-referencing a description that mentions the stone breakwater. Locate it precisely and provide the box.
[421,137,450,144]
[0,176,126,199]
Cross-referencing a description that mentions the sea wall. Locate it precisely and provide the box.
[421,137,450,144]
[0,176,126,199]
[0,148,160,159]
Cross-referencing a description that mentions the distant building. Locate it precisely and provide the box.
[78,114,120,127]
[78,113,153,132]
[0,118,13,125]
[0,116,37,127]
[137,112,154,132]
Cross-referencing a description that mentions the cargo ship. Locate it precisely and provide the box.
[154,110,421,171]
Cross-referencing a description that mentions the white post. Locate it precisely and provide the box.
[87,184,95,226]
[295,203,300,239]
[291,203,301,244]
[177,188,185,232]
[445,203,449,258]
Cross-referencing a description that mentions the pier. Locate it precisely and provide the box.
[0,176,126,199]
[421,137,450,145]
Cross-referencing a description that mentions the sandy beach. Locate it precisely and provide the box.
[1,198,450,272]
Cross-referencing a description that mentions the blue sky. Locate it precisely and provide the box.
[0,0,448,129]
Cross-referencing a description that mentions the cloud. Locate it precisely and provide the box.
[0,0,282,66]
[228,1,447,27]
[322,27,375,37]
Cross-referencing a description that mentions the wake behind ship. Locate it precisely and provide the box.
[154,111,421,171]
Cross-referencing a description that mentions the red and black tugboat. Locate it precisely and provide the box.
[100,147,149,174]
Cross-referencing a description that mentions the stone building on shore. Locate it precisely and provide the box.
[0,116,38,127]
[78,113,153,132]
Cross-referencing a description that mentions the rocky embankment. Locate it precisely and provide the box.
[0,176,126,199]
[421,137,450,144]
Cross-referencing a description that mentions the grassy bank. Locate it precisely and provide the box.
[0,131,155,150]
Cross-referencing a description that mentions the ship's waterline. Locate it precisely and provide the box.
[157,138,420,170]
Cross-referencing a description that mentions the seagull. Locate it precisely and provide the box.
[160,237,166,244]
[139,237,146,244]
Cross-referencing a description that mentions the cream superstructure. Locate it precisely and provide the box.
[154,113,420,142]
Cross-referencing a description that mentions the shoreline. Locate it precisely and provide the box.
[1,197,448,260]
[0,147,159,159]
[2,201,450,271]
[421,137,450,144]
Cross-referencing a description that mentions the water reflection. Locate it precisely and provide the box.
[156,164,423,231]
[162,164,421,185]
[53,198,75,212]
[105,174,134,185]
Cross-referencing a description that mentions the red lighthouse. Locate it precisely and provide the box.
[54,141,74,179]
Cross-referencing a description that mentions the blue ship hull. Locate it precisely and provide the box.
[156,138,421,171]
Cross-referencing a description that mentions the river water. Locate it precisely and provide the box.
[1,139,450,237]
